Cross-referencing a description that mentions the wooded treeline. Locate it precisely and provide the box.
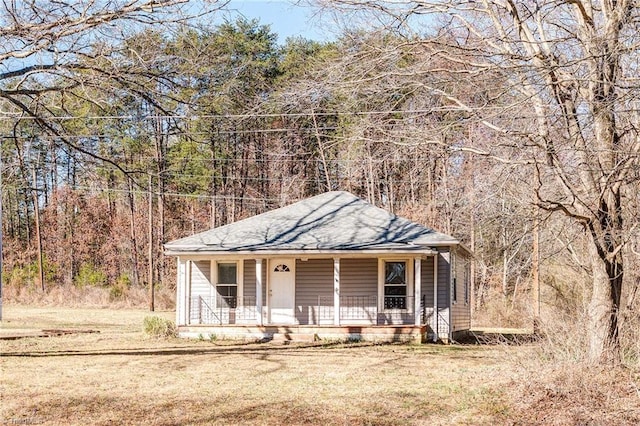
[3,1,640,362]
[2,19,532,311]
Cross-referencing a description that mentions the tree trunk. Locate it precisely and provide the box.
[154,115,166,288]
[532,209,540,334]
[587,240,622,363]
[587,189,623,363]
[148,175,154,312]
[127,179,140,287]
[32,167,45,292]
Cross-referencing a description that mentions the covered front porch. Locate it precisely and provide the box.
[175,254,449,342]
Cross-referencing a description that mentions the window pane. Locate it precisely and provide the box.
[453,278,457,302]
[384,297,407,309]
[384,285,407,296]
[216,286,237,298]
[218,263,237,284]
[274,264,290,272]
[385,262,406,284]
[216,285,237,308]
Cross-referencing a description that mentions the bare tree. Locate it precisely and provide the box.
[0,1,227,147]
[0,0,230,314]
[313,0,640,363]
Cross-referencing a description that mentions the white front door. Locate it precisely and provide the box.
[269,259,296,324]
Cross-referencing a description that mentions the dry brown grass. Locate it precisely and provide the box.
[472,286,534,330]
[1,305,639,425]
[3,283,175,310]
[509,363,640,425]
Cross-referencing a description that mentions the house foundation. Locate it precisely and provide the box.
[178,324,427,343]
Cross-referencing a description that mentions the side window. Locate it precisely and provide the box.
[453,278,457,303]
[464,259,470,305]
[452,254,457,303]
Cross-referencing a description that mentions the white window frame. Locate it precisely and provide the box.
[378,258,413,312]
[211,260,243,305]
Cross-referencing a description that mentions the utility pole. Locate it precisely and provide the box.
[148,174,154,312]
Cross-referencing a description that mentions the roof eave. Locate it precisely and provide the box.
[164,246,439,257]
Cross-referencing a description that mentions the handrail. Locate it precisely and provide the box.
[194,296,257,325]
[199,295,223,325]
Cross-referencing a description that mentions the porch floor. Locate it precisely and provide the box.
[178,324,427,343]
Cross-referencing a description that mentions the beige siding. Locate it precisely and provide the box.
[340,258,378,325]
[191,260,211,299]
[420,255,435,334]
[421,256,434,306]
[243,259,255,301]
[437,249,450,309]
[188,260,212,324]
[451,250,472,333]
[340,258,377,296]
[262,261,267,306]
[295,258,333,325]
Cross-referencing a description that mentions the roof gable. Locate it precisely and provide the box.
[164,191,458,253]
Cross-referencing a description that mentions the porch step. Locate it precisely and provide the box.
[271,332,317,343]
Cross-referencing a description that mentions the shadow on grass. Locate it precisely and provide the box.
[13,393,455,426]
[2,338,506,363]
[0,340,389,358]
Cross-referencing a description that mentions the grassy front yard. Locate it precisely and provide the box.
[1,305,638,425]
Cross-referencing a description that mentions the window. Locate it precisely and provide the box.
[384,261,407,309]
[216,262,237,308]
[453,278,457,303]
[464,261,470,305]
[273,264,290,272]
[452,253,457,304]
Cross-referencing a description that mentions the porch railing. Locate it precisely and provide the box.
[316,295,417,325]
[190,296,257,325]
[339,295,378,320]
[188,294,426,326]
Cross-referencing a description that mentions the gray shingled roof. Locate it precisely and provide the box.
[164,191,459,254]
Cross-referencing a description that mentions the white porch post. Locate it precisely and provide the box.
[176,258,184,325]
[433,253,439,342]
[414,257,422,326]
[334,257,340,326]
[186,260,194,324]
[256,259,263,326]
[177,258,191,326]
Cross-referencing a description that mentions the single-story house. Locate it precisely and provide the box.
[164,191,471,343]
